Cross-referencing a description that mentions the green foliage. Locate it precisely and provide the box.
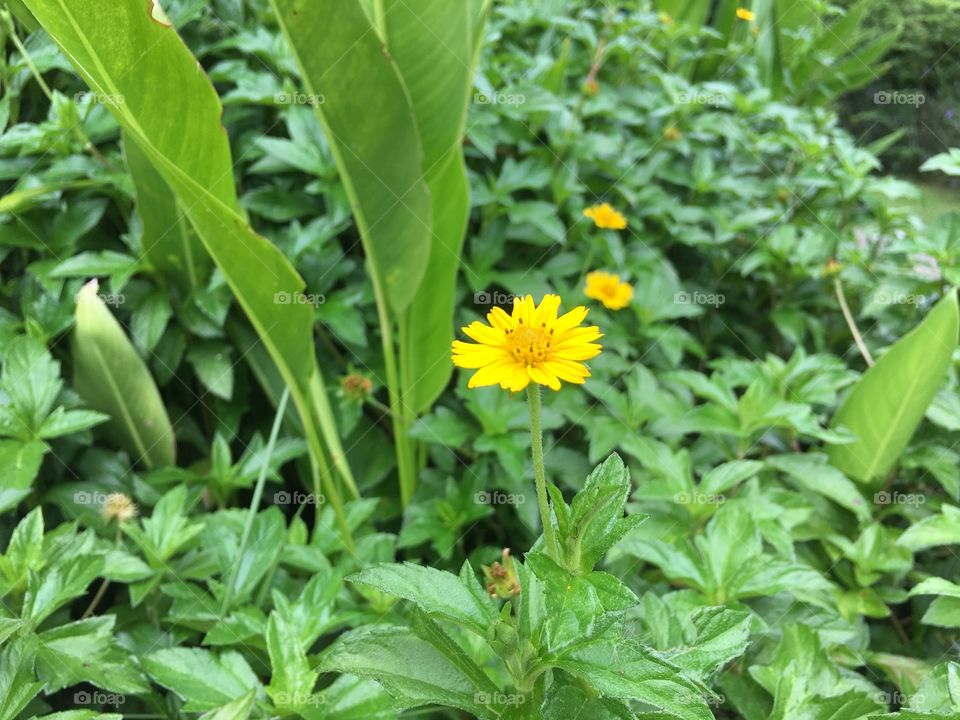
[1,0,960,718]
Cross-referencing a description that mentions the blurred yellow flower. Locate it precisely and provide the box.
[583,78,600,95]
[736,7,755,21]
[664,125,682,141]
[585,271,634,310]
[658,10,673,25]
[583,203,627,230]
[451,294,602,392]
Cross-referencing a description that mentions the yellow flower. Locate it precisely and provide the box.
[583,78,600,95]
[583,203,627,230]
[658,10,673,25]
[736,7,755,21]
[664,125,682,141]
[451,294,602,392]
[102,492,138,522]
[585,271,634,310]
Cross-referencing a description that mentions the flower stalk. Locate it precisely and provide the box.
[527,385,559,560]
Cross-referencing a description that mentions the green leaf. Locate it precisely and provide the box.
[266,612,318,711]
[198,691,256,720]
[142,647,260,712]
[766,453,870,522]
[898,504,960,551]
[667,606,753,679]
[829,290,960,483]
[72,280,175,468]
[187,341,234,400]
[323,625,494,718]
[269,0,432,312]
[384,0,481,411]
[0,638,42,720]
[348,561,496,636]
[124,128,209,290]
[22,0,359,530]
[554,636,714,720]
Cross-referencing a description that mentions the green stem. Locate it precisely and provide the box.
[220,387,289,616]
[372,272,416,506]
[526,385,559,559]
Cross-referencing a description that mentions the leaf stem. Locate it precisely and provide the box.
[834,276,874,367]
[220,387,289,616]
[526,385,559,559]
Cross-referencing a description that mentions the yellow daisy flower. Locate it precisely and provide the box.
[583,203,627,230]
[736,7,755,21]
[585,271,634,310]
[451,294,602,392]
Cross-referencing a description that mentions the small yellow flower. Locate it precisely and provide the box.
[822,258,843,277]
[736,7,755,21]
[658,10,673,25]
[102,492,138,522]
[451,294,602,392]
[664,125,682,141]
[585,271,634,310]
[583,78,600,95]
[583,203,627,230]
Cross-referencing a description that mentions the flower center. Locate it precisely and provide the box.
[505,321,552,366]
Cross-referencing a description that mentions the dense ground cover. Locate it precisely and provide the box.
[1,1,960,718]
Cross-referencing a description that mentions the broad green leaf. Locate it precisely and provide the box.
[269,0,432,312]
[767,454,870,522]
[349,561,496,636]
[323,625,494,719]
[124,134,209,290]
[300,675,394,720]
[142,647,260,712]
[829,290,959,483]
[668,606,753,679]
[22,0,358,519]
[72,280,175,468]
[383,1,480,411]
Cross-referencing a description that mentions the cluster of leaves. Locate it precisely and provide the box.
[2,0,960,719]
